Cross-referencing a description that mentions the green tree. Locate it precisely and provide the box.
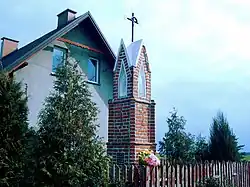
[33,59,109,186]
[21,127,38,186]
[194,134,209,162]
[0,71,29,186]
[208,111,244,161]
[159,108,195,163]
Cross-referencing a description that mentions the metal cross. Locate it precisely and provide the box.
[127,13,138,42]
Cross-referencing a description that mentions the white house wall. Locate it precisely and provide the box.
[14,40,113,142]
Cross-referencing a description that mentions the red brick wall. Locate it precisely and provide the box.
[107,43,156,164]
[132,46,151,101]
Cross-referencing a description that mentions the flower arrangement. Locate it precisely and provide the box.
[138,149,160,167]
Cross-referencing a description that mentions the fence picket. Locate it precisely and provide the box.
[180,164,183,187]
[145,166,150,187]
[170,164,173,187]
[155,166,160,187]
[248,163,250,187]
[106,161,250,187]
[187,164,191,187]
[112,164,116,184]
[191,163,195,187]
[161,164,166,187]
[184,164,187,187]
[175,164,178,187]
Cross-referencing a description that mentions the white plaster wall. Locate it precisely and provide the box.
[14,45,110,142]
[15,49,55,129]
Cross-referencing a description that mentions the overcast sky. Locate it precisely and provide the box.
[1,0,250,151]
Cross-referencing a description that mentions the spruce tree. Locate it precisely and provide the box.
[34,59,109,186]
[208,111,243,161]
[0,71,29,186]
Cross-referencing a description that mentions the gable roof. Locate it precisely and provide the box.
[126,39,143,67]
[113,38,131,71]
[0,11,115,72]
[113,39,144,71]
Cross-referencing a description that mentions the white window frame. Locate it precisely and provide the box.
[87,57,99,84]
[118,59,127,98]
[138,62,147,98]
[51,46,67,75]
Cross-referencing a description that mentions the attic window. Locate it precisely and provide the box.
[51,46,67,74]
[87,58,99,83]
[138,63,146,98]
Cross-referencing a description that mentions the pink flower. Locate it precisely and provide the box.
[145,154,160,166]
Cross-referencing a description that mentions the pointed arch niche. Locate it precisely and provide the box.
[118,60,127,97]
[138,62,146,98]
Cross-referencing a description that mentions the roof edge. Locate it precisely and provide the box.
[113,38,131,72]
[4,11,116,72]
[134,39,144,67]
[87,12,115,60]
[1,37,19,43]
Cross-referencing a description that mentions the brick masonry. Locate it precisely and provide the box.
[107,43,156,164]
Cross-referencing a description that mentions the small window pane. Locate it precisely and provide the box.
[88,58,98,83]
[119,63,127,97]
[52,47,66,73]
[138,64,146,98]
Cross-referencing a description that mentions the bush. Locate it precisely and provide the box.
[197,177,221,187]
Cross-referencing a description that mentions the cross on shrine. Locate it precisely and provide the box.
[127,13,138,42]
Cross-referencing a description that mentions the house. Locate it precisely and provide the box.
[0,9,156,164]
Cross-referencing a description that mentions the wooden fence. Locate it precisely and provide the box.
[108,161,250,187]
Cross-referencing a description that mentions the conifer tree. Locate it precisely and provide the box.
[34,59,109,186]
[208,111,244,161]
[0,71,29,186]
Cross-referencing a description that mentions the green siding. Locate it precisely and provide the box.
[63,25,98,48]
[61,26,113,102]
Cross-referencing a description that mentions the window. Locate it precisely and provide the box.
[52,47,67,74]
[87,58,99,83]
[118,61,127,97]
[138,63,146,98]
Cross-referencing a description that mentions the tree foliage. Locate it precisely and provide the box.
[159,108,195,163]
[159,109,244,163]
[0,71,29,186]
[194,134,209,162]
[208,111,243,161]
[32,60,109,186]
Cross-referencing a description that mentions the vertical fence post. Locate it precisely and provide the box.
[161,162,165,187]
[192,163,195,187]
[187,164,191,187]
[155,166,160,187]
[219,161,222,185]
[198,162,202,185]
[230,162,233,185]
[166,161,170,187]
[175,164,178,187]
[124,165,127,185]
[170,163,173,187]
[248,162,250,187]
[128,165,134,186]
[180,164,183,187]
[225,161,228,185]
[145,166,150,187]
[112,164,116,184]
[183,164,186,187]
[243,162,246,187]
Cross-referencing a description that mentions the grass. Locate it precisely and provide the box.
[242,155,250,161]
